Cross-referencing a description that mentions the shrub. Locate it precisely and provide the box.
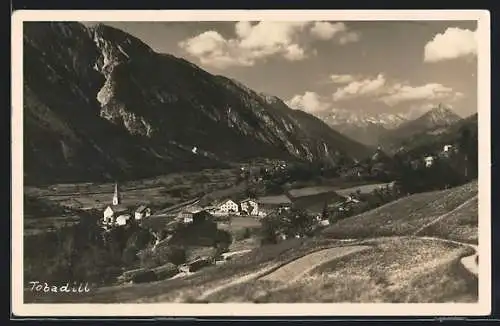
[152,262,179,280]
[140,245,187,269]
[131,270,158,284]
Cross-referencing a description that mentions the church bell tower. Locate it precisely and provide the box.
[112,182,121,206]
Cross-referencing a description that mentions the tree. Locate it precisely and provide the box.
[260,213,282,245]
[458,126,474,179]
[321,201,329,220]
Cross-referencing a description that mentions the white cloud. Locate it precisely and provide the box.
[333,74,386,101]
[329,74,356,84]
[283,44,307,61]
[286,91,330,114]
[310,22,346,40]
[339,31,361,44]
[424,27,477,63]
[179,21,361,69]
[328,73,463,107]
[380,83,461,106]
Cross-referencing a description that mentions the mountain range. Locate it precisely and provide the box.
[319,105,464,151]
[318,109,408,147]
[378,105,463,152]
[23,22,372,185]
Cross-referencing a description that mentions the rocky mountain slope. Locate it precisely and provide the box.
[378,105,463,152]
[319,109,408,148]
[396,113,478,156]
[23,22,371,185]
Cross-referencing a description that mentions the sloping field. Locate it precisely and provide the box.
[201,237,476,303]
[322,181,478,242]
[417,197,478,244]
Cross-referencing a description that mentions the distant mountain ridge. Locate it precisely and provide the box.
[318,109,408,147]
[379,104,463,151]
[23,22,371,185]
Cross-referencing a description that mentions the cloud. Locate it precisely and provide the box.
[310,22,346,40]
[329,73,463,107]
[333,74,386,101]
[339,31,361,44]
[329,74,356,84]
[424,27,477,63]
[286,91,330,114]
[179,21,361,69]
[380,83,462,106]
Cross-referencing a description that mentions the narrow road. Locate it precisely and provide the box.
[412,194,479,277]
[261,245,371,284]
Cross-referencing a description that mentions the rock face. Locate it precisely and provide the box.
[23,22,371,185]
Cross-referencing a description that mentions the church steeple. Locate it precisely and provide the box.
[112,182,121,206]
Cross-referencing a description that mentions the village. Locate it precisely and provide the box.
[92,142,461,283]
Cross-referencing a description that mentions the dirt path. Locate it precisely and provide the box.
[416,236,478,276]
[260,245,371,283]
[196,245,370,301]
[411,194,479,277]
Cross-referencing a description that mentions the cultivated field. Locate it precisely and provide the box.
[322,180,478,243]
[24,168,241,212]
[24,215,81,236]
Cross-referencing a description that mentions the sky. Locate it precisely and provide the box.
[90,20,478,119]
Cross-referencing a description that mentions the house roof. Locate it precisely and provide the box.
[287,186,337,198]
[185,205,203,213]
[106,205,129,213]
[240,198,257,203]
[257,195,292,205]
[135,205,149,213]
[213,198,237,207]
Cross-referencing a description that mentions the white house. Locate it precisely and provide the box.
[115,214,131,226]
[319,219,330,226]
[134,205,152,220]
[216,199,239,215]
[424,156,435,168]
[443,144,453,153]
[345,196,361,204]
[103,205,130,226]
[240,198,259,216]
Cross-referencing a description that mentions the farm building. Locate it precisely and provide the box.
[213,199,239,215]
[424,155,435,168]
[239,198,259,215]
[177,207,212,224]
[257,195,292,209]
[103,205,131,226]
[115,214,131,226]
[134,205,152,220]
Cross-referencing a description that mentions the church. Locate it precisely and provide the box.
[102,183,132,227]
